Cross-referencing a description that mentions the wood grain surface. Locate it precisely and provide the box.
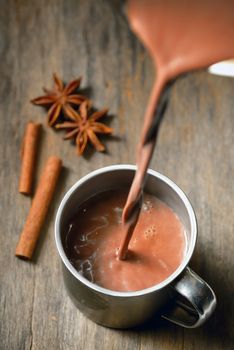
[0,1,233,349]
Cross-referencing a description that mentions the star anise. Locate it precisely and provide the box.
[56,101,113,155]
[31,73,86,126]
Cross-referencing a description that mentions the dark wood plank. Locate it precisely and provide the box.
[0,0,233,349]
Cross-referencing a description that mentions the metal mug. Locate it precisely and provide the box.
[55,165,216,329]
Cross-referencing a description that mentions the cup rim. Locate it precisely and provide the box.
[55,164,197,297]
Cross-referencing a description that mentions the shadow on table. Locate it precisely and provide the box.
[116,249,233,349]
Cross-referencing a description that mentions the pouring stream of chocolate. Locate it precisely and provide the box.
[118,0,234,260]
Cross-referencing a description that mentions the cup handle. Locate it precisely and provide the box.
[161,267,217,328]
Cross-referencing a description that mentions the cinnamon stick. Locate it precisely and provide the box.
[19,122,41,195]
[15,156,62,260]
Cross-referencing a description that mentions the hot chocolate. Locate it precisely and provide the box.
[64,189,186,292]
[119,0,234,259]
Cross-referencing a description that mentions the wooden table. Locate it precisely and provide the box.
[0,1,233,349]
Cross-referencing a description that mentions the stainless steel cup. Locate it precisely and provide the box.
[55,165,216,329]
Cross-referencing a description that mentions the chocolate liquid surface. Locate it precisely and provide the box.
[119,0,234,259]
[64,189,186,292]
